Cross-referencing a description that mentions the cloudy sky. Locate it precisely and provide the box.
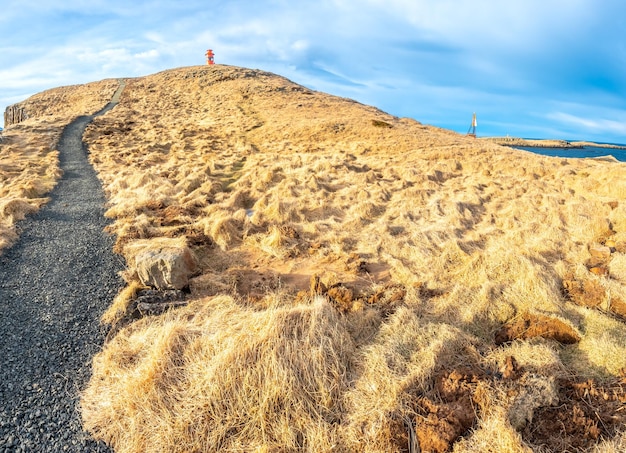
[2,0,625,142]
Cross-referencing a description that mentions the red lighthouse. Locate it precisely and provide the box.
[205,49,215,65]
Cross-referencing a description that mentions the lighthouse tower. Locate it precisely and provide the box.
[467,113,477,137]
[205,49,215,65]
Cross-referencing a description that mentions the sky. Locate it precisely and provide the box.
[1,0,626,143]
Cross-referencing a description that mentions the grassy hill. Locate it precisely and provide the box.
[3,65,626,452]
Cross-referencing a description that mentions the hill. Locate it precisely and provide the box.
[3,65,626,452]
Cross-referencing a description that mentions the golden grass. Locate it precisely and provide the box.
[560,306,626,378]
[342,308,474,451]
[0,126,62,251]
[7,65,625,451]
[83,295,354,452]
[453,400,533,453]
[592,433,626,453]
[102,280,145,326]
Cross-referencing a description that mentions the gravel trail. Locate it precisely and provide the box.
[0,81,126,452]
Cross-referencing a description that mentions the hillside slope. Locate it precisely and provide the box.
[79,65,626,453]
[6,65,626,452]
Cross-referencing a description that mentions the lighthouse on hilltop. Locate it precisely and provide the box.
[205,49,215,65]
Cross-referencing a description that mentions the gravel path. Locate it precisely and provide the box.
[0,81,126,452]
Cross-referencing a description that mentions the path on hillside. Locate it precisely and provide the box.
[0,81,126,452]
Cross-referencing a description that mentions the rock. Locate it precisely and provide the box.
[135,289,188,316]
[135,245,197,290]
[588,266,608,276]
[3,105,28,126]
[589,244,611,261]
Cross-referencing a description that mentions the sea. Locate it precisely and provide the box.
[513,144,626,162]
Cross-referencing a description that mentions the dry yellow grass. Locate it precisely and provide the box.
[8,65,626,451]
[83,295,354,452]
[0,80,119,252]
[78,65,626,452]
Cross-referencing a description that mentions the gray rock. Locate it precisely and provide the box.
[135,244,197,290]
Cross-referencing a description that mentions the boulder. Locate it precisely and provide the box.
[135,245,197,290]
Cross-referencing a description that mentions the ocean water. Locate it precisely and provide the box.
[514,145,626,162]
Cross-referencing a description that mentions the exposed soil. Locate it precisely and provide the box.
[326,284,357,312]
[563,275,626,319]
[387,367,484,453]
[304,276,407,314]
[609,297,626,318]
[495,313,581,345]
[523,377,626,452]
[562,239,626,319]
[414,368,482,453]
[393,360,626,453]
[563,276,606,309]
[501,355,523,380]
[232,268,281,301]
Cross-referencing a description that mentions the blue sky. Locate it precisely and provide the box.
[2,0,625,142]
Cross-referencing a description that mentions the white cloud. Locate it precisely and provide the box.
[547,111,626,135]
[291,40,309,52]
[361,0,593,48]
[134,49,159,59]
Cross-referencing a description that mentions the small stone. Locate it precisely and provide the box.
[589,244,611,261]
[589,266,608,276]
